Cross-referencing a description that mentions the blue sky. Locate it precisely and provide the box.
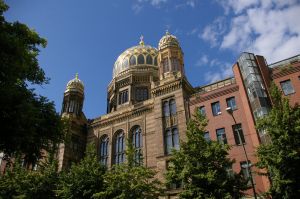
[4,0,300,118]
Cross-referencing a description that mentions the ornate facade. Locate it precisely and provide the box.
[57,31,300,198]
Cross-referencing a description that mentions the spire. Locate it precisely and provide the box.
[139,35,144,46]
[75,73,79,80]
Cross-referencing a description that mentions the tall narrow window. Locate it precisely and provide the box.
[226,97,237,110]
[211,101,221,116]
[114,130,125,165]
[146,55,153,65]
[280,79,295,95]
[163,101,170,117]
[165,127,179,155]
[171,58,180,71]
[129,55,136,66]
[232,124,245,145]
[131,126,142,165]
[100,135,109,166]
[216,128,227,144]
[163,59,169,73]
[154,56,158,66]
[119,89,128,105]
[137,54,145,65]
[169,99,176,115]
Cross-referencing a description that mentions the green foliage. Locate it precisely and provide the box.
[0,0,65,160]
[256,84,300,198]
[0,156,59,199]
[93,141,163,199]
[56,143,106,199]
[166,111,245,199]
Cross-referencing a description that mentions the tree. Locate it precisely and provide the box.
[0,155,59,199]
[0,0,65,162]
[166,110,245,199]
[256,84,300,198]
[93,141,163,199]
[56,144,106,199]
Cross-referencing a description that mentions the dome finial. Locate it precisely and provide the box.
[139,35,144,46]
[166,29,170,35]
[75,73,79,80]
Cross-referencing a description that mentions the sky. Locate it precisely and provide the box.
[4,0,300,119]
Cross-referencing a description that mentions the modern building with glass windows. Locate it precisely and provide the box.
[54,31,300,198]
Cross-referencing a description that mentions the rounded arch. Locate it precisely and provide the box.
[99,134,109,166]
[129,55,136,66]
[146,54,153,65]
[137,54,145,65]
[113,129,125,165]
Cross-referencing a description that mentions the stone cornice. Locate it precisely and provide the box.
[89,99,154,129]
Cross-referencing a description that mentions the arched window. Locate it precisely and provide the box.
[114,130,125,164]
[170,99,176,115]
[163,59,169,73]
[165,127,179,154]
[123,59,129,69]
[163,101,170,117]
[131,126,142,165]
[130,55,136,66]
[137,54,145,65]
[99,135,109,166]
[146,55,153,65]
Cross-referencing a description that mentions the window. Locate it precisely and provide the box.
[163,59,169,73]
[198,106,206,116]
[216,128,227,144]
[170,99,176,115]
[204,131,210,142]
[131,126,142,165]
[119,89,128,105]
[232,124,245,145]
[137,54,145,65]
[240,161,252,185]
[211,101,221,116]
[171,58,180,71]
[146,55,153,65]
[165,127,179,155]
[280,80,295,95]
[135,87,148,102]
[226,97,237,110]
[163,101,170,117]
[114,130,125,165]
[129,55,136,66]
[100,135,109,166]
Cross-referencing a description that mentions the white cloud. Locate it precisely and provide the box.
[132,4,143,14]
[200,17,226,47]
[195,54,209,66]
[137,0,168,6]
[216,0,300,63]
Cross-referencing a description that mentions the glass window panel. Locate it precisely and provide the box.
[166,130,172,154]
[211,101,221,116]
[172,128,179,150]
[114,131,125,164]
[198,106,206,116]
[204,132,210,142]
[146,55,153,65]
[129,55,136,65]
[163,101,170,117]
[232,124,245,145]
[216,128,227,144]
[280,80,295,95]
[154,56,158,66]
[170,99,176,115]
[137,54,145,65]
[163,59,169,73]
[226,97,237,110]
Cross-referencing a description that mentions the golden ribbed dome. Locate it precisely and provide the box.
[65,73,84,94]
[113,38,158,78]
[158,31,180,50]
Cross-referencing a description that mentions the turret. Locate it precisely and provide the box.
[158,31,185,80]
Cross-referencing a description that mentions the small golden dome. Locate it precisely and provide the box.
[158,30,180,50]
[65,73,84,94]
[113,37,158,78]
